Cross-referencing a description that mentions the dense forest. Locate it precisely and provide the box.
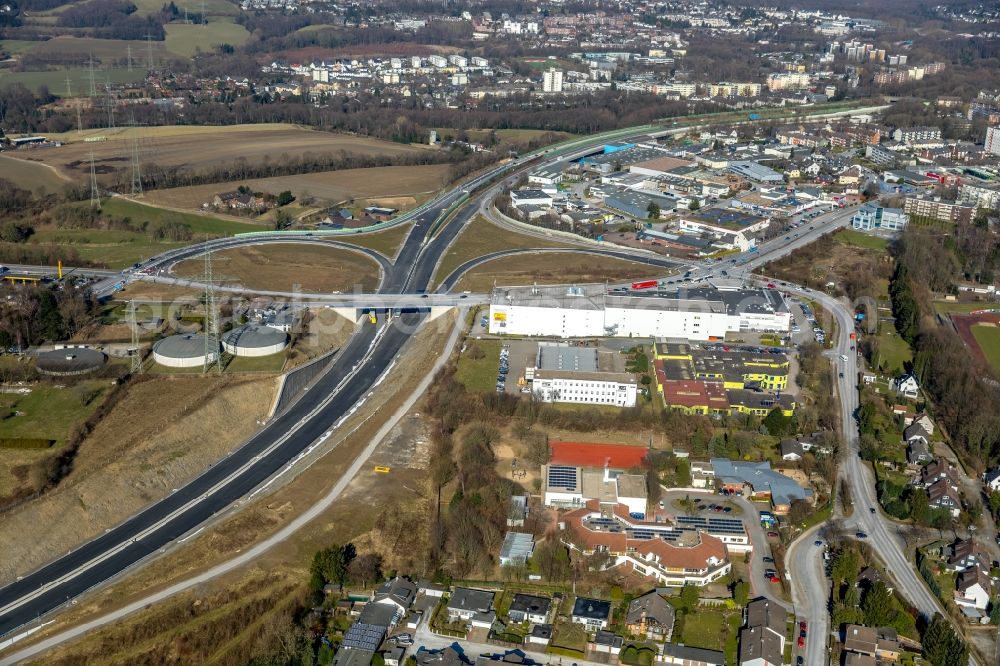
[890,225,1000,470]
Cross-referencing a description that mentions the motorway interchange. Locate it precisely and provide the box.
[0,114,972,666]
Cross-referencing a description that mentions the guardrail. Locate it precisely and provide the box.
[429,194,470,237]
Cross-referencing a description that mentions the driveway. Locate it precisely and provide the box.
[658,488,788,608]
[412,623,609,666]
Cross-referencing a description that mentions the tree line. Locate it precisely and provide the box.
[890,227,1000,470]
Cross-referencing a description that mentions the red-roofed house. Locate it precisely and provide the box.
[549,442,650,469]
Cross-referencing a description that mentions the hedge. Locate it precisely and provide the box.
[0,438,56,449]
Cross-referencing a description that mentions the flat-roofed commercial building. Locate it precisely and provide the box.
[488,284,790,340]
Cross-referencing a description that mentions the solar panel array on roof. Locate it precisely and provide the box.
[342,623,385,651]
[548,465,578,491]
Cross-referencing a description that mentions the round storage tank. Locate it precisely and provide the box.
[152,334,219,368]
[36,348,107,376]
[222,324,288,357]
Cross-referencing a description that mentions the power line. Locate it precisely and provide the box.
[105,78,115,129]
[145,33,154,70]
[128,300,143,374]
[202,252,222,374]
[89,150,101,209]
[64,74,72,97]
[128,112,143,197]
[126,44,133,72]
[86,55,97,97]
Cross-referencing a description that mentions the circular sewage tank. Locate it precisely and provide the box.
[221,324,288,357]
[36,348,107,376]
[152,334,219,368]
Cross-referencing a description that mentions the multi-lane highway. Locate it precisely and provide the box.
[0,104,967,666]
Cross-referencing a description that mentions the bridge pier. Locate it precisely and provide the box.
[428,306,456,322]
[331,307,360,322]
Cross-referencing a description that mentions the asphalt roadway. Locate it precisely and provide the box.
[0,163,481,637]
[2,106,969,665]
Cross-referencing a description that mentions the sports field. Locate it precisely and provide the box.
[971,324,1000,375]
[952,311,1000,375]
[12,124,425,184]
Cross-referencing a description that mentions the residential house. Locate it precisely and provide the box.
[955,568,992,611]
[527,624,552,646]
[373,577,417,618]
[661,643,725,666]
[841,623,901,662]
[891,373,920,399]
[738,598,786,666]
[947,538,990,573]
[875,627,901,660]
[625,591,676,641]
[907,439,932,465]
[589,630,623,656]
[446,588,495,624]
[903,421,932,448]
[843,624,878,657]
[983,468,1000,493]
[334,603,399,666]
[507,594,551,625]
[857,567,893,593]
[213,190,262,211]
[385,647,407,666]
[779,439,804,461]
[843,654,876,666]
[413,646,468,666]
[921,459,957,488]
[571,597,612,631]
[927,477,962,517]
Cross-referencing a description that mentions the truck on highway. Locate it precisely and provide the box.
[631,279,658,290]
[368,310,377,324]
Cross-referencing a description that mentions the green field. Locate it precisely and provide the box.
[0,67,148,95]
[164,19,250,56]
[834,229,889,251]
[132,0,239,15]
[674,607,741,663]
[0,155,68,193]
[455,339,502,393]
[971,324,1000,374]
[100,199,265,236]
[0,381,109,445]
[933,300,998,315]
[224,353,287,373]
[873,328,912,376]
[0,40,41,54]
[31,199,264,268]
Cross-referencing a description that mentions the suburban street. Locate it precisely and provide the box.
[0,107,969,666]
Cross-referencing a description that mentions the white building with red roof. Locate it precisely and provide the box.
[561,500,734,587]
